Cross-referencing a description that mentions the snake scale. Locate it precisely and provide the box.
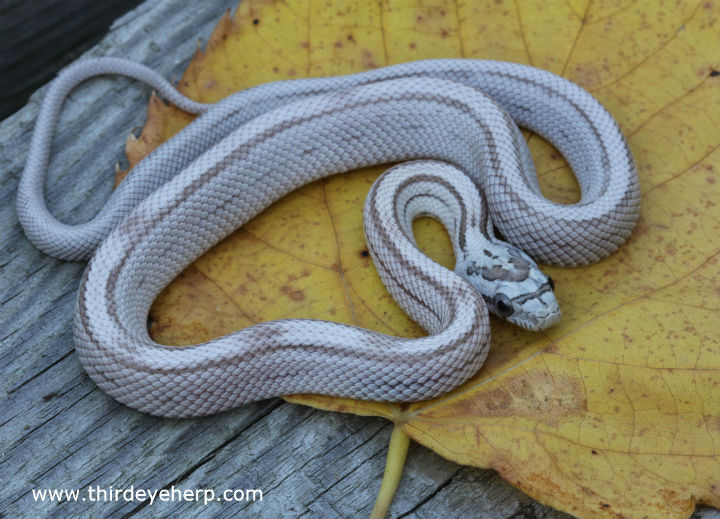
[16,57,640,417]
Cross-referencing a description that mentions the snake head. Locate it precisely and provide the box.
[456,239,561,331]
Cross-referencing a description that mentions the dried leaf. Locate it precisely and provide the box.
[124,1,720,517]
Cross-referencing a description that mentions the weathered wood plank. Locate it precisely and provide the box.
[0,1,718,518]
[0,0,144,119]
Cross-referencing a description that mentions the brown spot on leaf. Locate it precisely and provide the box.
[281,285,305,301]
[483,388,512,411]
[419,369,586,427]
[704,415,720,433]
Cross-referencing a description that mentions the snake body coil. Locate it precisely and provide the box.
[17,58,640,417]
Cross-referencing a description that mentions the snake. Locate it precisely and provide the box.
[16,57,640,418]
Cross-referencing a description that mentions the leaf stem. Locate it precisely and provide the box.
[370,424,411,519]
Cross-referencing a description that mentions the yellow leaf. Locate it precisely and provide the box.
[123,1,720,517]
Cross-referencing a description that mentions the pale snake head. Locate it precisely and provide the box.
[456,234,560,331]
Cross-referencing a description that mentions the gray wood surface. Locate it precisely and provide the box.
[0,0,143,119]
[0,1,717,518]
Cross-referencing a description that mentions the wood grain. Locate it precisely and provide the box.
[0,0,143,119]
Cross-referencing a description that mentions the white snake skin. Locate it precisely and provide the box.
[16,58,640,417]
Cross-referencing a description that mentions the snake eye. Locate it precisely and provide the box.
[492,293,514,318]
[547,276,555,291]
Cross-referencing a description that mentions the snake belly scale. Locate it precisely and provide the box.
[16,58,641,418]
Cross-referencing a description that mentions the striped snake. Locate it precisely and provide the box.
[16,58,640,417]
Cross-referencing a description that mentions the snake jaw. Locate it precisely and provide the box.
[509,288,562,331]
